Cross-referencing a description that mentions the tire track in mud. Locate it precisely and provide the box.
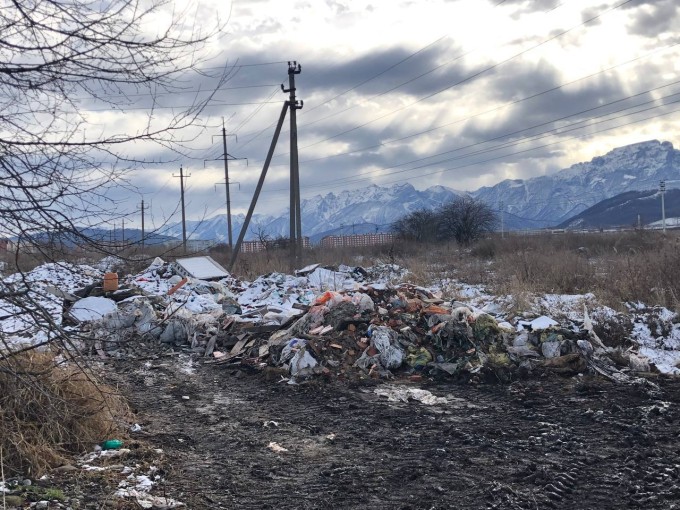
[106,359,680,509]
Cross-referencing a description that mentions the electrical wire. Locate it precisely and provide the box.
[301,84,680,189]
[233,0,528,150]
[256,100,680,195]
[278,0,635,156]
[279,41,680,169]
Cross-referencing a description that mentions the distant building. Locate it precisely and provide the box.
[186,239,217,251]
[241,237,311,253]
[319,233,396,249]
[240,240,268,253]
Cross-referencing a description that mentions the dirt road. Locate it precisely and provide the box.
[104,356,680,510]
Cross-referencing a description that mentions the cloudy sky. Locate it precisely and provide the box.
[98,0,680,227]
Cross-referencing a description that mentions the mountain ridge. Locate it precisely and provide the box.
[162,139,680,240]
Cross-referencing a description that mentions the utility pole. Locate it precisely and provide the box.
[139,199,149,247]
[205,130,245,250]
[500,200,505,239]
[659,180,666,234]
[283,61,303,270]
[229,102,289,270]
[173,165,190,253]
[228,61,304,271]
[221,120,238,250]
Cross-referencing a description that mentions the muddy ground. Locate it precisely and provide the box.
[78,357,680,510]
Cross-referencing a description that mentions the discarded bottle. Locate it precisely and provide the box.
[101,439,123,450]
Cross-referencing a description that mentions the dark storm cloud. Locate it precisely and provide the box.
[237,39,472,105]
[623,0,680,37]
[460,66,629,144]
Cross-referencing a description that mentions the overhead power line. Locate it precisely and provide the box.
[235,0,566,146]
[284,41,680,168]
[277,0,635,156]
[320,104,680,192]
[255,97,680,196]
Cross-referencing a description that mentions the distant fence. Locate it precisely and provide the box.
[319,233,396,248]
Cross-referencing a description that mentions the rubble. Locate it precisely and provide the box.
[1,258,678,385]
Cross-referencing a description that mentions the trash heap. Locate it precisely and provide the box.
[1,258,664,386]
[82,261,661,386]
[244,285,649,385]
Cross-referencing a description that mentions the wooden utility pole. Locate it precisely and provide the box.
[173,165,190,253]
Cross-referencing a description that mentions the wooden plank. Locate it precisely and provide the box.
[239,324,282,334]
[229,336,249,356]
[204,336,217,357]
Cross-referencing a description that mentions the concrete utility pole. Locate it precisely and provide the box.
[139,199,149,247]
[229,103,289,270]
[173,165,190,253]
[660,180,666,234]
[283,61,303,270]
[500,200,505,239]
[221,120,238,249]
[228,62,304,271]
[206,126,245,251]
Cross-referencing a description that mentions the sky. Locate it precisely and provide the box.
[92,0,680,228]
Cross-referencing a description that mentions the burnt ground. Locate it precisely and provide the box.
[93,356,680,510]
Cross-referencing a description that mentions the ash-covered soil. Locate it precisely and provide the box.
[101,357,680,510]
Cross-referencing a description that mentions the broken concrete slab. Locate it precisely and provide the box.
[173,256,230,281]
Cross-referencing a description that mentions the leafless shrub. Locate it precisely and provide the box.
[0,351,130,476]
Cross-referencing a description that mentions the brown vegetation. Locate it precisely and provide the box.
[213,230,680,312]
[0,352,130,477]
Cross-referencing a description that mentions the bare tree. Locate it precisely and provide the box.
[392,209,439,242]
[1,0,229,256]
[0,0,227,357]
[437,196,497,245]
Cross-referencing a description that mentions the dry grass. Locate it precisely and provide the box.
[0,351,130,477]
[204,230,680,312]
[485,231,680,310]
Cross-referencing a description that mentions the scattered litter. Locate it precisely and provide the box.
[70,297,117,322]
[267,442,288,453]
[374,386,448,405]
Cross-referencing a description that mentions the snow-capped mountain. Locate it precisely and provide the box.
[556,189,680,229]
[160,212,277,243]
[295,183,459,236]
[472,140,680,228]
[163,183,459,242]
[162,140,680,240]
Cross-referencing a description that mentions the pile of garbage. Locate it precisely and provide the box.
[243,285,654,385]
[0,257,670,386]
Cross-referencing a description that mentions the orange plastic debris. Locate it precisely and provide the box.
[423,304,449,315]
[315,291,335,305]
[167,277,188,295]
